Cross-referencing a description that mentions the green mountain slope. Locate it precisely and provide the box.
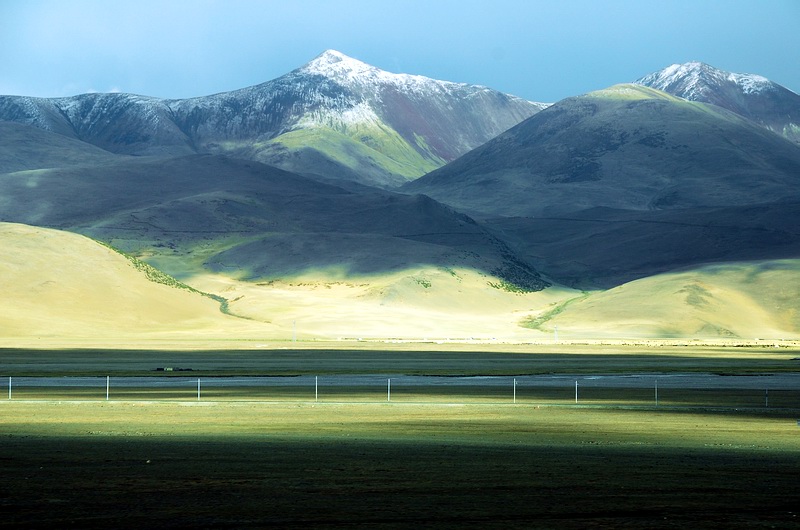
[0,154,547,292]
[406,84,800,217]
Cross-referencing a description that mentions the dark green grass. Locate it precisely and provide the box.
[1,345,799,376]
[2,400,799,528]
[2,434,798,528]
[5,384,800,410]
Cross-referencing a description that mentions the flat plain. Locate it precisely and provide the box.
[1,343,799,528]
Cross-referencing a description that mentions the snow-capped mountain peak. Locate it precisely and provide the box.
[636,61,800,146]
[636,61,776,99]
[298,49,453,92]
[301,49,376,78]
[0,50,547,186]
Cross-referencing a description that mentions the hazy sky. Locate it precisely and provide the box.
[2,0,798,103]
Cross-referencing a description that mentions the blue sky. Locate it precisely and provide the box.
[1,0,798,102]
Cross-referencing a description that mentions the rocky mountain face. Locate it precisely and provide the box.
[636,61,800,145]
[0,50,544,188]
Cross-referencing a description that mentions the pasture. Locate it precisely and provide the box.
[1,343,799,528]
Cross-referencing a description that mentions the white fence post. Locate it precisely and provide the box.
[655,379,658,407]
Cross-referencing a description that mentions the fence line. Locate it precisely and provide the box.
[2,374,799,409]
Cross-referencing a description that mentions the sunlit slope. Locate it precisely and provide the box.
[192,268,577,341]
[0,223,268,340]
[239,126,445,188]
[527,260,800,339]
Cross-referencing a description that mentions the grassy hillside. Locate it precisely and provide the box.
[487,202,800,289]
[525,260,800,340]
[0,223,270,341]
[2,220,797,343]
[0,121,120,173]
[190,268,575,341]
[233,124,445,188]
[406,84,800,217]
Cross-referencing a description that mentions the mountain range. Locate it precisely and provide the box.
[2,52,799,341]
[0,50,544,188]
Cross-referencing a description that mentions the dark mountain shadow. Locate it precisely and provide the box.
[0,153,547,290]
[486,203,800,289]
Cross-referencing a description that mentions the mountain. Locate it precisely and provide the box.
[0,152,554,340]
[3,57,800,341]
[404,84,800,217]
[0,121,120,173]
[0,50,545,188]
[486,202,800,288]
[405,83,800,291]
[636,61,800,145]
[0,154,547,291]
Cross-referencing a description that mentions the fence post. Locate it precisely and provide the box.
[315,376,318,402]
[575,380,578,404]
[388,378,391,402]
[8,376,10,400]
[513,378,517,403]
[106,376,110,401]
[655,379,658,407]
[197,378,201,401]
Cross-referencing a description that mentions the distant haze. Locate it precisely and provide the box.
[1,0,798,102]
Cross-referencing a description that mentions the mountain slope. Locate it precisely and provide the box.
[405,84,800,217]
[487,202,800,288]
[0,50,545,188]
[0,222,264,340]
[524,260,800,339]
[636,61,800,145]
[0,121,120,173]
[0,154,548,292]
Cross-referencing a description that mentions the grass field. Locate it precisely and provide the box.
[1,344,799,528]
[1,400,799,528]
[2,341,799,376]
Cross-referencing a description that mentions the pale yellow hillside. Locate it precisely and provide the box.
[0,223,273,343]
[539,260,800,340]
[7,222,796,346]
[190,268,576,342]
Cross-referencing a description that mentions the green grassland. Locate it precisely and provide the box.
[2,345,798,527]
[1,400,798,528]
[2,342,800,376]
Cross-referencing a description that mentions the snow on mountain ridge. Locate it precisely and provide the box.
[635,61,800,146]
[728,71,771,94]
[300,49,472,94]
[637,61,776,98]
